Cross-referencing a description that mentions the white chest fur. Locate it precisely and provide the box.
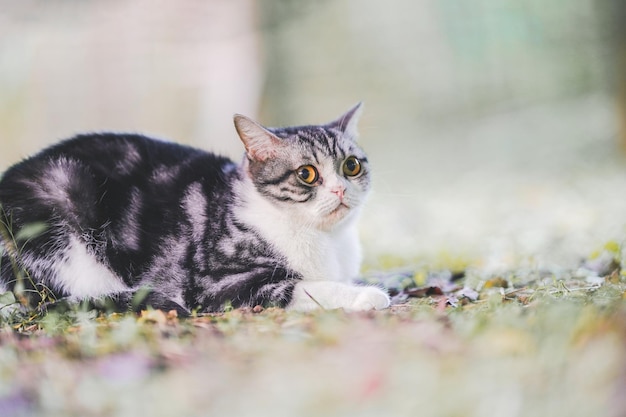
[275,219,362,283]
[235,180,363,283]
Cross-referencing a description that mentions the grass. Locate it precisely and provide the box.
[0,252,625,417]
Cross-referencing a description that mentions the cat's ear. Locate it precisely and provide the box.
[234,114,283,161]
[326,102,364,140]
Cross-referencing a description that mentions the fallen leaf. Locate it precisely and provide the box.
[139,309,167,325]
[483,277,509,289]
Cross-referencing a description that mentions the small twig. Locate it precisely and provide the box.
[549,285,601,294]
[303,289,326,310]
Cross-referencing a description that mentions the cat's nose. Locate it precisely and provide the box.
[330,186,345,200]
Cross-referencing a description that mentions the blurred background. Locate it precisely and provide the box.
[1,0,625,271]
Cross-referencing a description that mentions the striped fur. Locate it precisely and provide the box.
[0,103,390,314]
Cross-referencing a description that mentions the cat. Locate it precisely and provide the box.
[0,103,390,315]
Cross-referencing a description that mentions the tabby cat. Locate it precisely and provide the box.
[0,103,390,314]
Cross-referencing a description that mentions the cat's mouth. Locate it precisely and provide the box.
[328,202,350,217]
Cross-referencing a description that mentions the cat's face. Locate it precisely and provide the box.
[234,103,370,231]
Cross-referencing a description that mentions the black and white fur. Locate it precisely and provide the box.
[0,103,390,314]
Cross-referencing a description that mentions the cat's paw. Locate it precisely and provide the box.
[348,286,390,311]
[288,281,390,312]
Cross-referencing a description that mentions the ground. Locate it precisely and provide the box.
[1,255,625,417]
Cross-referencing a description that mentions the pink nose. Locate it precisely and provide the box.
[331,186,345,200]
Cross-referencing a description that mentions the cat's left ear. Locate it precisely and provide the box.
[234,114,284,161]
[326,102,364,140]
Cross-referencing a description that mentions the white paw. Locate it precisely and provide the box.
[349,286,391,311]
[288,282,391,312]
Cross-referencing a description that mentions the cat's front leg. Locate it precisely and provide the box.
[288,281,390,312]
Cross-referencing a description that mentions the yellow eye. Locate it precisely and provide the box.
[296,165,319,184]
[342,156,362,177]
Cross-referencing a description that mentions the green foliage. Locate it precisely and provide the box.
[0,205,53,329]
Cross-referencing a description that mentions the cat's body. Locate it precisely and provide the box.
[0,104,390,314]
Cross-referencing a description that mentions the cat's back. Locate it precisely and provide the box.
[6,133,226,179]
[0,133,238,232]
[1,133,236,192]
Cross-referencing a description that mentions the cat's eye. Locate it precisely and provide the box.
[342,156,362,177]
[296,165,319,184]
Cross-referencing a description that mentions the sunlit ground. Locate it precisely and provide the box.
[1,287,625,417]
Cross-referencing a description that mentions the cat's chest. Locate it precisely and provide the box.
[236,199,360,282]
[274,225,360,282]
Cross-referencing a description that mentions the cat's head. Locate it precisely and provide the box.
[234,103,370,231]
